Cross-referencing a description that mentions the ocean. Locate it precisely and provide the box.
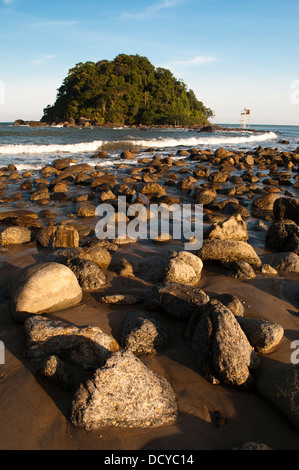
[0,123,298,172]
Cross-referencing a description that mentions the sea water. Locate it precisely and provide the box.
[0,123,297,172]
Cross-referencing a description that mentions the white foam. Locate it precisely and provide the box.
[0,140,103,155]
[107,132,278,149]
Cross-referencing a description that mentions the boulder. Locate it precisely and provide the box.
[120,311,170,354]
[0,226,33,245]
[265,221,299,255]
[261,252,299,273]
[205,214,248,241]
[252,193,281,211]
[256,363,299,431]
[198,239,262,268]
[70,350,177,429]
[223,261,256,280]
[10,262,82,321]
[37,225,79,249]
[145,282,210,321]
[53,158,77,170]
[273,197,299,225]
[236,317,284,354]
[191,300,259,388]
[65,258,106,291]
[77,202,96,217]
[162,251,203,286]
[24,316,119,369]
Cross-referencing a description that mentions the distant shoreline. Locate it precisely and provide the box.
[12,119,266,134]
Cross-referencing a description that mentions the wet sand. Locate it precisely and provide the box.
[0,148,298,450]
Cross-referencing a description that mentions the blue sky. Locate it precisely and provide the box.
[0,0,298,124]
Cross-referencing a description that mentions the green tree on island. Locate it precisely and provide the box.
[42,54,214,127]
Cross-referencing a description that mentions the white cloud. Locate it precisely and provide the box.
[33,20,78,27]
[32,54,55,65]
[165,56,219,67]
[121,0,182,20]
[2,0,15,5]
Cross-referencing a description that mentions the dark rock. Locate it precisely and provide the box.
[236,317,284,354]
[223,261,256,280]
[191,300,259,388]
[145,282,209,321]
[24,316,119,369]
[120,311,170,354]
[273,197,299,225]
[265,220,299,255]
[256,363,299,431]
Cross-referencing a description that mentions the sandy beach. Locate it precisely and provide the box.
[0,144,298,451]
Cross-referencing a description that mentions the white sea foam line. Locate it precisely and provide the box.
[0,140,103,155]
[0,131,278,158]
[112,132,278,149]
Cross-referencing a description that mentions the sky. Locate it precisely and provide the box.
[0,0,298,125]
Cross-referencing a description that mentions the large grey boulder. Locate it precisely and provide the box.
[198,239,262,268]
[70,350,177,429]
[145,282,210,321]
[256,363,299,430]
[24,316,119,369]
[10,262,83,321]
[236,317,284,354]
[120,311,170,354]
[191,300,259,388]
[162,251,203,286]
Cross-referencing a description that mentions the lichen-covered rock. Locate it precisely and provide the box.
[70,350,177,429]
[206,214,248,241]
[10,262,82,321]
[162,251,203,286]
[198,239,262,268]
[120,312,170,354]
[0,226,33,245]
[24,316,119,369]
[236,317,284,354]
[191,300,259,388]
[145,282,210,321]
[256,363,299,431]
